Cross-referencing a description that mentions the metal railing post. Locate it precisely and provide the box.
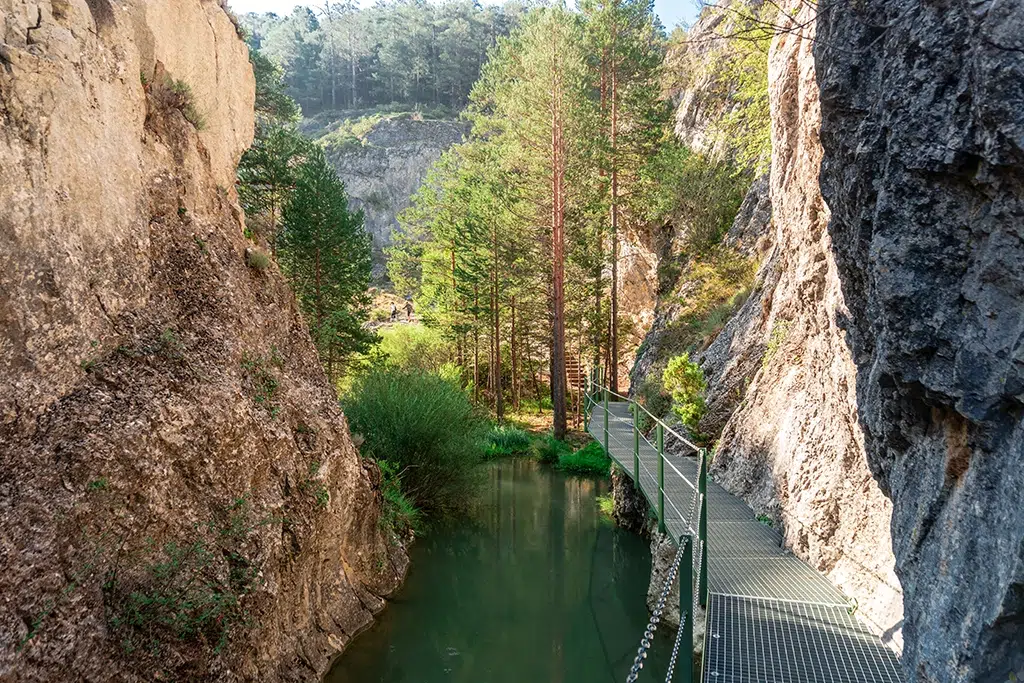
[698,449,708,608]
[632,403,640,484]
[657,423,665,534]
[603,387,610,456]
[680,536,694,683]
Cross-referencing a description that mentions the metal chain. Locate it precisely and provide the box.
[663,608,688,683]
[625,536,689,683]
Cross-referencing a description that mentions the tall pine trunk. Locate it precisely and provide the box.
[550,24,568,441]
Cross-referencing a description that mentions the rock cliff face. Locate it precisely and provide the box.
[816,1,1024,680]
[322,118,467,277]
[626,0,905,648]
[0,2,404,681]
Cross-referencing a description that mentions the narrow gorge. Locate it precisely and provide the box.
[1,0,1020,682]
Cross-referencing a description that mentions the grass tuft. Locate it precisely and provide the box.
[557,441,612,476]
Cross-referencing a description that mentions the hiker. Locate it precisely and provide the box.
[405,299,414,320]
[390,302,398,322]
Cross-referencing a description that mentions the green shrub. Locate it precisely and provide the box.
[104,497,268,655]
[532,434,572,464]
[246,247,271,271]
[375,324,453,372]
[557,441,612,476]
[377,460,421,538]
[343,366,486,514]
[663,353,707,433]
[487,425,532,454]
[168,79,206,130]
[597,494,615,517]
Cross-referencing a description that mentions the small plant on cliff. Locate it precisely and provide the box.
[762,319,792,370]
[662,353,707,435]
[103,497,269,657]
[168,79,206,130]
[241,352,281,418]
[245,247,272,271]
[298,461,330,509]
[377,459,421,539]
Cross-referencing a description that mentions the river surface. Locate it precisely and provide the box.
[325,458,674,683]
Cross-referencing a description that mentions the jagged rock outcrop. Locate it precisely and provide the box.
[0,2,405,681]
[628,0,905,648]
[703,3,903,643]
[321,117,467,277]
[816,1,1024,679]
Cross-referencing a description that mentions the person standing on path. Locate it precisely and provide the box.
[405,300,414,321]
[390,302,398,322]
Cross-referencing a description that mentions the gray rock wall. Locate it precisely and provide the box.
[322,118,467,277]
[815,1,1024,679]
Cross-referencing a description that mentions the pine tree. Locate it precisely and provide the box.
[471,6,593,439]
[279,146,374,380]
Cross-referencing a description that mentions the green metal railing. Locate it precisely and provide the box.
[583,367,709,683]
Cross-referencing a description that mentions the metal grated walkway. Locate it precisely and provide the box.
[588,400,902,683]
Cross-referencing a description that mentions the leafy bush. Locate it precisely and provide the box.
[597,494,615,517]
[343,366,486,514]
[662,353,707,433]
[557,441,612,476]
[532,434,572,464]
[376,324,453,372]
[378,460,421,538]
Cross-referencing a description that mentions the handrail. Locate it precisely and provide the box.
[583,366,708,683]
[590,381,702,452]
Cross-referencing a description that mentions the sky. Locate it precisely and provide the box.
[228,0,702,31]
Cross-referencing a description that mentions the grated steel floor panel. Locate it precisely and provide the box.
[704,595,903,683]
[586,401,903,683]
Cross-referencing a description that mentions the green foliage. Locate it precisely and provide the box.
[87,478,109,492]
[343,366,487,514]
[168,79,205,130]
[375,324,453,373]
[635,378,672,433]
[557,441,611,476]
[377,460,421,538]
[241,351,282,418]
[278,145,374,379]
[532,435,572,465]
[240,3,530,115]
[662,353,707,434]
[104,497,269,656]
[756,513,773,528]
[245,247,271,271]
[762,319,792,369]
[237,124,311,248]
[298,461,330,509]
[597,494,615,517]
[486,425,533,455]
[642,144,748,255]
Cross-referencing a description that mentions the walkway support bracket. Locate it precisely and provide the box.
[657,423,665,534]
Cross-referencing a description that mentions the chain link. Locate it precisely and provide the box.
[625,536,689,683]
[663,608,688,683]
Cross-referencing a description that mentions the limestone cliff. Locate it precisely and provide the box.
[627,0,904,649]
[816,1,1024,680]
[319,116,467,277]
[0,2,405,681]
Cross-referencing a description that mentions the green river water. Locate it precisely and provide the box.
[325,458,675,683]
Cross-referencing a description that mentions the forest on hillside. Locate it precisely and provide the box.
[235,0,773,441]
[240,1,534,115]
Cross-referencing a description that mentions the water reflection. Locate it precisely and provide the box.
[325,458,673,683]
